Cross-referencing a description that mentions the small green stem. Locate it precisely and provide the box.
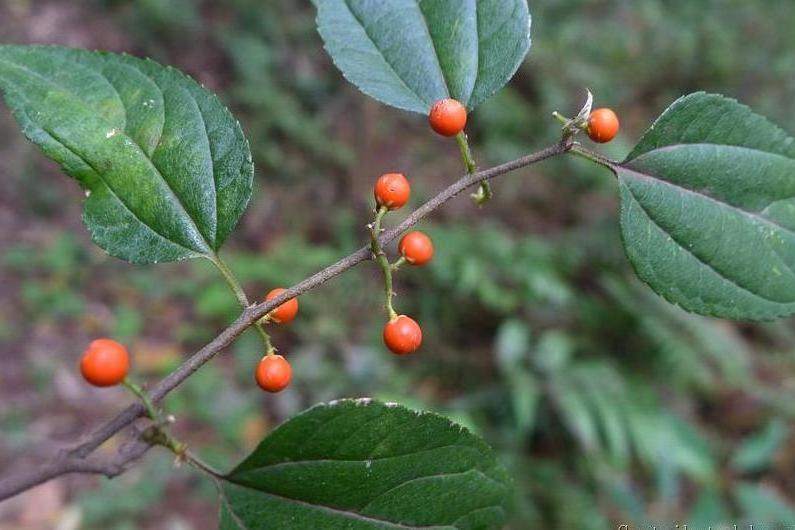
[211,253,248,307]
[124,380,217,480]
[209,254,275,354]
[456,132,491,205]
[123,379,159,421]
[569,143,617,170]
[253,323,275,354]
[390,256,407,272]
[455,131,477,174]
[370,206,398,320]
[140,422,188,464]
[122,382,220,479]
[184,450,224,479]
[141,423,217,483]
[552,111,570,125]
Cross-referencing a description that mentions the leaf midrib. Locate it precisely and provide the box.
[233,443,479,475]
[43,123,202,256]
[623,142,795,283]
[468,0,480,106]
[620,169,795,304]
[2,78,202,255]
[225,466,503,527]
[220,480,457,530]
[414,0,451,99]
[164,80,219,246]
[618,160,795,240]
[340,0,429,110]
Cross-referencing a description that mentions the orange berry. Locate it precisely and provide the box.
[399,231,434,266]
[587,108,620,143]
[255,354,292,393]
[383,315,422,355]
[80,339,130,387]
[265,288,299,324]
[374,173,411,210]
[428,98,467,137]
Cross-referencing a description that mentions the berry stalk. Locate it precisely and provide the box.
[122,374,207,475]
[209,253,276,354]
[369,205,398,320]
[568,143,617,169]
[390,255,407,272]
[457,132,491,205]
[122,379,160,421]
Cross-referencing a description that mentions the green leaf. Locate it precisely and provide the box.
[495,319,530,370]
[730,420,789,474]
[735,483,795,524]
[617,92,795,320]
[219,399,511,530]
[551,376,600,452]
[0,45,253,264]
[314,0,531,113]
[687,487,730,528]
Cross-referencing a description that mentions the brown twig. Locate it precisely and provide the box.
[0,438,152,500]
[0,139,573,503]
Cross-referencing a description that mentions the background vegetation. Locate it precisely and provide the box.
[1,1,795,528]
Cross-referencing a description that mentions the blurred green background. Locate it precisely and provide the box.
[2,1,795,529]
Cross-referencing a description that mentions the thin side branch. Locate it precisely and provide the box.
[0,439,152,500]
[0,139,573,503]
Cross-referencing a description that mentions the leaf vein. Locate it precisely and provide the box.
[239,443,477,475]
[340,0,428,109]
[623,176,787,304]
[451,505,506,526]
[360,468,499,512]
[0,55,210,253]
[414,0,450,98]
[36,110,201,256]
[183,88,218,246]
[467,0,479,105]
[221,482,454,530]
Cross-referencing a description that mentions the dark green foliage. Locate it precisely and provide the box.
[220,400,511,530]
[0,45,253,263]
[618,93,795,320]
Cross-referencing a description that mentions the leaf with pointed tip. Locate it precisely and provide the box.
[0,45,253,264]
[314,0,531,114]
[218,399,511,530]
[616,92,795,321]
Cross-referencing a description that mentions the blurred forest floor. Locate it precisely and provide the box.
[2,1,795,529]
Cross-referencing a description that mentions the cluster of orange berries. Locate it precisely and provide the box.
[246,99,457,380]
[363,98,463,354]
[427,96,619,144]
[77,172,434,395]
[79,288,300,394]
[374,172,432,356]
[255,288,298,393]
